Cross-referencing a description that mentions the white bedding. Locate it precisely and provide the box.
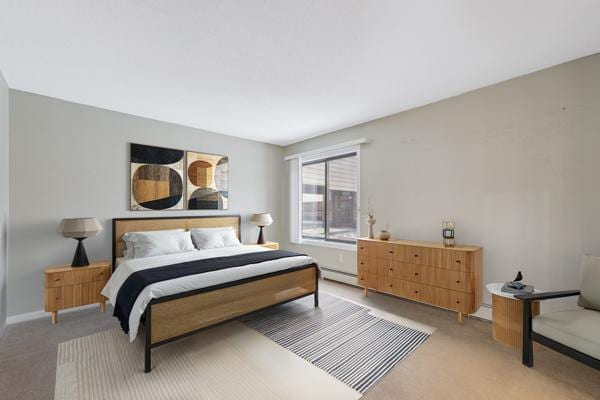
[102,246,315,341]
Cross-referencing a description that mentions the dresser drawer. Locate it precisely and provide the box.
[46,272,73,288]
[45,281,108,312]
[441,250,471,272]
[372,258,400,278]
[399,263,424,283]
[373,243,397,261]
[357,255,368,273]
[357,256,377,275]
[399,280,424,302]
[357,272,378,288]
[46,265,111,288]
[394,245,425,264]
[419,267,473,293]
[357,240,377,257]
[419,285,474,313]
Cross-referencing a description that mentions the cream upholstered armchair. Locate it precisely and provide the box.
[516,255,600,370]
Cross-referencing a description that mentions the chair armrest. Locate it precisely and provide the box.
[515,290,580,301]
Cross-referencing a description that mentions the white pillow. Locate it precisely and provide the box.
[190,227,241,250]
[122,229,195,259]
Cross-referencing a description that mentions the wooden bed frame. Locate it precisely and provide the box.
[112,215,319,373]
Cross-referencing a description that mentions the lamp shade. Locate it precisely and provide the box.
[250,213,273,227]
[58,218,103,238]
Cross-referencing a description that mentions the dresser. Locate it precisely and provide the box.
[357,238,482,322]
[44,260,112,324]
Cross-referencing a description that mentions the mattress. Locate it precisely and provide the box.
[102,245,315,341]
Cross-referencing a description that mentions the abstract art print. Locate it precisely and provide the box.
[130,143,184,210]
[186,151,229,209]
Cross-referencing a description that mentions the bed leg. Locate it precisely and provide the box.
[314,268,319,307]
[145,306,152,373]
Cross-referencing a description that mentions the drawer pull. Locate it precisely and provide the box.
[456,260,461,264]
[389,250,394,254]
[414,290,419,294]
[456,280,460,284]
[54,278,60,282]
[414,254,419,258]
[389,284,393,288]
[389,268,394,272]
[360,262,364,265]
[414,272,419,276]
[456,301,460,304]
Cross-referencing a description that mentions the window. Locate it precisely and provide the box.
[301,152,358,244]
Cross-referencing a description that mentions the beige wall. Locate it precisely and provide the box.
[0,69,8,331]
[8,91,283,316]
[283,53,600,310]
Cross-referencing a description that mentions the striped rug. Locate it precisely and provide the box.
[241,293,430,393]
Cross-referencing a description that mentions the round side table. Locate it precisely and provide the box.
[487,283,541,350]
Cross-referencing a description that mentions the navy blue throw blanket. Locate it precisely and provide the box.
[114,250,308,333]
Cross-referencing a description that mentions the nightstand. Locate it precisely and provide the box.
[487,283,541,350]
[44,260,112,324]
[245,241,279,250]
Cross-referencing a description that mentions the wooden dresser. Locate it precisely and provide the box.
[357,238,482,322]
[44,260,112,324]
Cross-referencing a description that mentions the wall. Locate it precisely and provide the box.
[0,69,8,332]
[8,91,283,317]
[283,53,600,311]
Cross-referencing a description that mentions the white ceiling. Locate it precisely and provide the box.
[1,1,600,146]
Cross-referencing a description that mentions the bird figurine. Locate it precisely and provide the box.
[501,269,533,294]
[513,271,523,282]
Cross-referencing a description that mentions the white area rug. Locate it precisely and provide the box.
[55,293,432,399]
[55,321,361,400]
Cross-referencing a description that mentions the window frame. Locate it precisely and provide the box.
[298,145,360,250]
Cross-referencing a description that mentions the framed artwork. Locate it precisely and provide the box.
[186,151,229,210]
[130,143,184,210]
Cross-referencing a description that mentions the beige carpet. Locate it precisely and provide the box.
[55,321,362,400]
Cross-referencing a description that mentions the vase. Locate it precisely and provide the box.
[366,217,376,239]
[377,229,391,241]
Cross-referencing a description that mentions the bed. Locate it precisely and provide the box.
[106,215,319,372]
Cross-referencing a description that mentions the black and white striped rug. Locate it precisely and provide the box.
[241,293,430,393]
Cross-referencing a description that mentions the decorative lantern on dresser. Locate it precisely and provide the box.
[357,237,483,323]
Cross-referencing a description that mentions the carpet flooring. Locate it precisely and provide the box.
[0,279,599,399]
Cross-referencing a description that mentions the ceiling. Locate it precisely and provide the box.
[1,1,600,146]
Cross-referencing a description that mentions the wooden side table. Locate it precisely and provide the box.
[244,241,279,250]
[44,260,112,324]
[487,283,540,350]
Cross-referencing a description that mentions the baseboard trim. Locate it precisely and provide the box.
[472,303,492,321]
[7,303,100,325]
[0,322,7,340]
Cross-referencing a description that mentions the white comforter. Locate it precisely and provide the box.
[101,246,315,341]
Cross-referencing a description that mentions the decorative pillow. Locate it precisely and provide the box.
[190,227,241,250]
[578,255,600,311]
[122,229,195,259]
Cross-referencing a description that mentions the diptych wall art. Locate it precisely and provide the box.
[129,143,229,210]
[187,151,229,210]
[130,144,185,210]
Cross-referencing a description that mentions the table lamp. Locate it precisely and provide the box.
[58,218,103,267]
[250,213,273,245]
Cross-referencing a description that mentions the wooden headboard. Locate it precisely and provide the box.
[112,215,241,269]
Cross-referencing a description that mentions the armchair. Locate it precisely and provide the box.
[515,256,600,370]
